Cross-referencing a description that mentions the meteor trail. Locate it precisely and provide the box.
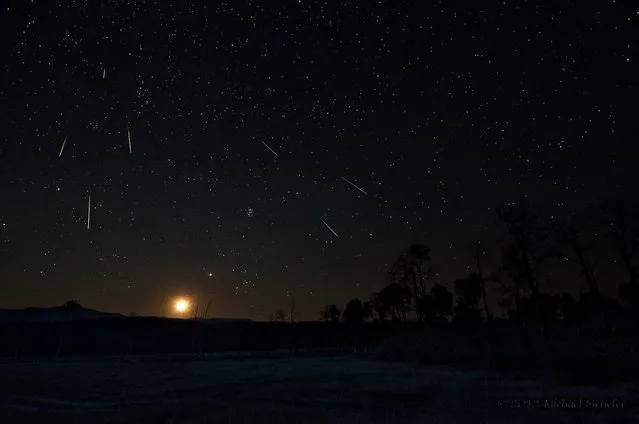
[87,193,91,230]
[103,68,106,80]
[341,176,367,195]
[58,136,67,158]
[127,125,132,154]
[260,141,279,157]
[320,217,339,238]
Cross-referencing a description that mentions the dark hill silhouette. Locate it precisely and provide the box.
[0,303,125,323]
[191,317,254,325]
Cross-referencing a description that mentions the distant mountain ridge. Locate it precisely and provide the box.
[0,305,125,323]
[0,305,254,324]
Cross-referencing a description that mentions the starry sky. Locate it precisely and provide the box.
[0,1,636,320]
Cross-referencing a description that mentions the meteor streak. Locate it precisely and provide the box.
[320,217,339,238]
[87,193,91,230]
[58,136,67,158]
[341,176,367,195]
[103,68,106,80]
[260,140,279,157]
[127,125,132,154]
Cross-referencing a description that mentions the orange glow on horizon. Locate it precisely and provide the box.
[174,298,190,314]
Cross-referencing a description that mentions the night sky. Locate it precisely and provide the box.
[0,1,636,320]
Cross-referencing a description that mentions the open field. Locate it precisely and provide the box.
[1,354,637,424]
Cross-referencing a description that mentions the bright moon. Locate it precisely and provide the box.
[174,298,190,313]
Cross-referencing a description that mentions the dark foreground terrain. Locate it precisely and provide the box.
[1,354,636,424]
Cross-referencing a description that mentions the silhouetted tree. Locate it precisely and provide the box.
[62,300,82,310]
[499,244,525,317]
[498,295,515,320]
[555,208,602,295]
[60,299,83,323]
[597,198,639,305]
[453,273,482,323]
[320,304,341,322]
[203,300,212,319]
[368,293,387,321]
[388,244,433,321]
[372,283,412,321]
[497,199,554,320]
[288,298,297,323]
[470,241,492,319]
[600,199,639,283]
[362,301,373,321]
[417,283,453,323]
[577,292,622,321]
[515,293,577,331]
[556,292,578,321]
[430,283,453,320]
[537,293,561,321]
[342,298,364,324]
[485,262,514,318]
[270,308,287,322]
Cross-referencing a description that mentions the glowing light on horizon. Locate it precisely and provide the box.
[174,298,190,314]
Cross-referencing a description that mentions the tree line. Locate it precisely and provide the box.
[308,196,638,327]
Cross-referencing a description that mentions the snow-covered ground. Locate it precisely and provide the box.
[0,355,636,423]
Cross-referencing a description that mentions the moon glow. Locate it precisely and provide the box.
[174,298,190,314]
